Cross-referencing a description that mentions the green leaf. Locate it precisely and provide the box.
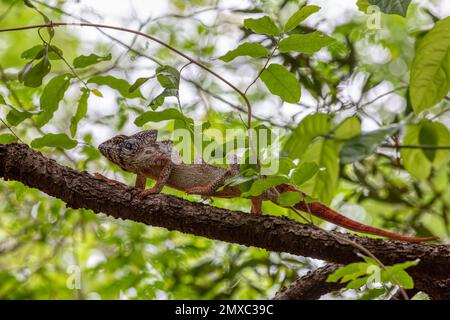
[381,260,418,289]
[277,157,296,175]
[411,292,430,300]
[0,133,17,144]
[284,113,332,159]
[401,123,432,179]
[21,45,44,60]
[334,116,361,140]
[346,276,370,289]
[291,161,319,186]
[327,262,369,283]
[359,288,386,300]
[410,16,450,113]
[142,66,181,109]
[401,121,450,179]
[129,77,152,93]
[340,124,401,164]
[284,5,321,32]
[19,54,51,88]
[277,191,302,207]
[390,270,414,289]
[70,89,90,137]
[242,175,288,197]
[31,133,78,149]
[219,42,269,62]
[156,65,180,90]
[279,31,335,54]
[73,53,112,68]
[368,0,411,17]
[243,16,281,36]
[149,89,179,110]
[260,64,301,103]
[91,89,103,97]
[35,73,73,127]
[6,109,34,126]
[299,139,339,204]
[87,75,143,99]
[0,95,6,105]
[419,122,439,161]
[432,122,450,168]
[134,108,193,126]
[47,45,64,60]
[356,0,371,12]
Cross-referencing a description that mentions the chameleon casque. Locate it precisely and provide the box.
[98,130,438,243]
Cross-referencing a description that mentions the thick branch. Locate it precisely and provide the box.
[1,144,450,294]
[273,264,344,300]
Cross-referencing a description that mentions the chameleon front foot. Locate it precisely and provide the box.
[138,187,161,199]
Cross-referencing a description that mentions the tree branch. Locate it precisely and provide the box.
[273,264,344,300]
[1,143,450,298]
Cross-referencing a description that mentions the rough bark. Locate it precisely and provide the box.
[1,143,450,298]
[274,264,344,300]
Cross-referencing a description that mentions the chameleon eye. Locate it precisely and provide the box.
[124,142,134,150]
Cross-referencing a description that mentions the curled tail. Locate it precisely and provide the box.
[275,185,438,243]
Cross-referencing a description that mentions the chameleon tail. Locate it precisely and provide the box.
[275,184,438,243]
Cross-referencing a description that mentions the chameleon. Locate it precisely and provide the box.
[98,130,438,243]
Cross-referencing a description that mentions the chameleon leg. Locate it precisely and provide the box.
[185,171,230,196]
[250,196,263,214]
[135,174,146,190]
[139,161,172,198]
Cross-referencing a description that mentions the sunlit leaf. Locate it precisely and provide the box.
[73,53,112,68]
[284,5,321,32]
[279,31,335,54]
[401,121,450,179]
[292,161,319,186]
[327,262,369,283]
[334,116,361,140]
[70,88,90,137]
[219,42,269,62]
[31,133,78,149]
[243,16,281,36]
[277,191,302,207]
[412,292,430,300]
[242,175,288,197]
[0,133,17,144]
[260,64,301,103]
[129,77,152,93]
[134,108,193,126]
[87,75,143,99]
[284,113,332,159]
[35,73,73,127]
[410,16,450,113]
[156,65,180,90]
[299,139,339,204]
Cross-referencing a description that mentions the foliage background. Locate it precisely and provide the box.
[0,0,449,299]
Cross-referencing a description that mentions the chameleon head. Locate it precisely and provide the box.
[98,130,158,171]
